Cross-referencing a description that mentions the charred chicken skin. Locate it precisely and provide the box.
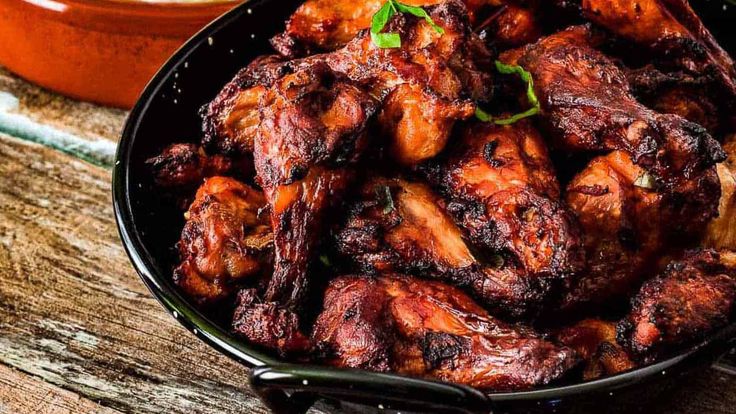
[174,176,272,305]
[312,274,579,390]
[618,249,736,360]
[424,120,585,315]
[336,176,561,318]
[555,319,635,380]
[146,143,246,189]
[563,150,721,309]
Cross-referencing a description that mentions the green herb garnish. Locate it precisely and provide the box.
[371,0,444,49]
[476,60,541,125]
[319,254,333,268]
[633,171,657,190]
[375,184,396,214]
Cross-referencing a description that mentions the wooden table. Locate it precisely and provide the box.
[0,66,734,414]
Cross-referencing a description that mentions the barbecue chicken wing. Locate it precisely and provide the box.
[326,0,492,164]
[272,0,497,56]
[703,136,736,250]
[617,249,736,360]
[574,0,736,105]
[255,63,378,307]
[502,25,725,188]
[476,3,542,50]
[203,1,492,166]
[336,175,564,318]
[563,151,721,309]
[146,143,250,189]
[555,319,635,380]
[312,274,579,390]
[424,121,585,309]
[174,177,272,305]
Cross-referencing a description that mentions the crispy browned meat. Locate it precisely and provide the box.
[617,249,736,360]
[232,289,311,355]
[255,64,378,308]
[204,1,492,166]
[563,151,721,309]
[704,136,736,250]
[326,0,492,164]
[313,274,579,390]
[477,4,542,50]
[201,55,290,156]
[272,0,495,56]
[230,64,377,355]
[336,176,561,318]
[577,0,736,102]
[173,176,272,305]
[145,143,246,189]
[626,66,722,134]
[555,319,635,380]
[425,121,585,308]
[503,25,725,187]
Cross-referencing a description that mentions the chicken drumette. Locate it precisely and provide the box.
[312,274,579,390]
[423,120,585,315]
[174,176,272,305]
[336,176,560,318]
[618,249,736,360]
[232,63,378,354]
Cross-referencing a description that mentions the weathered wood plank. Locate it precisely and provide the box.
[0,133,278,414]
[0,67,125,166]
[0,364,121,414]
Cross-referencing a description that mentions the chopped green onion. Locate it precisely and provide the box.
[476,61,541,125]
[375,184,396,214]
[370,0,444,49]
[633,172,657,189]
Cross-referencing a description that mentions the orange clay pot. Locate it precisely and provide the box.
[0,0,241,108]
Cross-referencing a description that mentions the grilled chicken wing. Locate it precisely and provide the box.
[502,25,725,188]
[201,55,290,156]
[327,0,492,164]
[555,319,635,380]
[617,249,736,360]
[336,175,561,318]
[704,136,736,250]
[255,63,378,307]
[312,274,579,390]
[174,176,272,305]
[424,121,585,308]
[272,0,496,56]
[145,143,249,189]
[563,151,721,309]
[574,0,736,104]
[477,3,542,50]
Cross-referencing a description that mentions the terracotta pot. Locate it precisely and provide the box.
[0,0,241,108]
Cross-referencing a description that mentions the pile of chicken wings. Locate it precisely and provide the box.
[147,0,736,391]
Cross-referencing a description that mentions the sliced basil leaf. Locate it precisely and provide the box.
[476,61,541,125]
[370,0,443,49]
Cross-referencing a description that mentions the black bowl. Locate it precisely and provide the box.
[113,1,736,412]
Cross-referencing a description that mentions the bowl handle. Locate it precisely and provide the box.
[249,363,493,414]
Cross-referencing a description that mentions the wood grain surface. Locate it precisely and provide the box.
[0,133,277,414]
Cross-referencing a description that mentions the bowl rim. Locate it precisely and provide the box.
[113,0,736,404]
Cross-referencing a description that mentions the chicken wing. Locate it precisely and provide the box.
[563,151,720,309]
[254,63,378,308]
[703,136,736,250]
[174,176,272,305]
[502,25,725,188]
[617,249,736,360]
[336,175,563,318]
[312,274,579,390]
[555,319,635,380]
[145,143,248,189]
[271,0,496,56]
[574,0,736,103]
[424,121,585,304]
